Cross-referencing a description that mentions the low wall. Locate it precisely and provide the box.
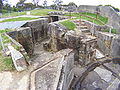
[78,5,120,33]
[83,20,109,35]
[97,32,115,56]
[57,50,74,90]
[7,18,49,56]
[48,22,81,51]
[7,27,33,57]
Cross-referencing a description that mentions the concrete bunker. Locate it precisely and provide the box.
[5,9,120,90]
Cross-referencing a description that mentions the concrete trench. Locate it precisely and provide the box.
[4,15,120,90]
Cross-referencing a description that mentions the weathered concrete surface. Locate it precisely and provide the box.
[8,45,27,71]
[72,61,120,90]
[48,23,81,51]
[23,18,49,44]
[7,27,34,57]
[0,71,29,90]
[30,49,74,90]
[94,67,112,82]
[7,18,49,57]
[97,32,115,56]
[111,36,120,58]
[48,23,67,51]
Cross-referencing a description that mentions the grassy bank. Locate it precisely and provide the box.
[0,29,14,71]
[0,17,38,23]
[103,29,116,34]
[30,9,58,16]
[59,20,76,30]
[65,12,108,25]
[0,9,59,18]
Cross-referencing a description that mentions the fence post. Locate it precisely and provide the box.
[0,34,5,52]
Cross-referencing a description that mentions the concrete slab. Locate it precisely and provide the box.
[94,67,112,82]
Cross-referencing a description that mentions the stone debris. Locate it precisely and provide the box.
[8,45,27,71]
[94,67,112,82]
[95,49,105,59]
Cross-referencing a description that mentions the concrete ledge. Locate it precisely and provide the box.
[30,49,74,90]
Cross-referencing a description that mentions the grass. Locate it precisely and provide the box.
[0,29,30,71]
[0,29,14,71]
[103,29,116,34]
[59,20,76,30]
[0,53,13,71]
[0,11,26,18]
[65,12,108,25]
[0,17,38,23]
[30,9,59,16]
[0,9,59,18]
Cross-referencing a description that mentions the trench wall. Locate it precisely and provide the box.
[78,5,120,33]
[7,18,49,56]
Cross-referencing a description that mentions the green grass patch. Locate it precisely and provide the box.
[65,12,108,25]
[0,9,59,18]
[59,20,76,30]
[0,17,38,23]
[0,52,13,71]
[0,29,14,71]
[1,11,26,18]
[30,9,59,16]
[103,29,116,34]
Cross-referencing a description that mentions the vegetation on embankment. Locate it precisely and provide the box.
[65,12,108,25]
[0,29,14,71]
[0,9,59,18]
[30,9,59,16]
[59,20,76,30]
[0,17,38,23]
[103,29,117,34]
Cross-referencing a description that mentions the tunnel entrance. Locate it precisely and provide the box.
[50,15,59,22]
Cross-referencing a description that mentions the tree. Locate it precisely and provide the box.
[43,0,47,8]
[24,3,35,10]
[16,0,26,11]
[3,3,12,13]
[68,2,77,7]
[0,0,9,13]
[53,0,63,10]
[0,0,3,13]
[32,0,40,6]
[68,2,77,12]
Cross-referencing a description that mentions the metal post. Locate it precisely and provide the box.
[0,34,5,52]
[109,26,113,34]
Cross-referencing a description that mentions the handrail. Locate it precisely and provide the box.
[79,14,105,25]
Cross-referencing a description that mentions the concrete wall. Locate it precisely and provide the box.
[111,36,120,58]
[83,20,109,35]
[57,51,74,90]
[7,18,49,56]
[22,18,49,44]
[7,27,34,57]
[78,5,120,33]
[97,32,115,56]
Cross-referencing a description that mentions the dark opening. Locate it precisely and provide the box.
[51,16,59,22]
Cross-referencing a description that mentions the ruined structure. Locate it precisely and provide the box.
[2,5,120,90]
